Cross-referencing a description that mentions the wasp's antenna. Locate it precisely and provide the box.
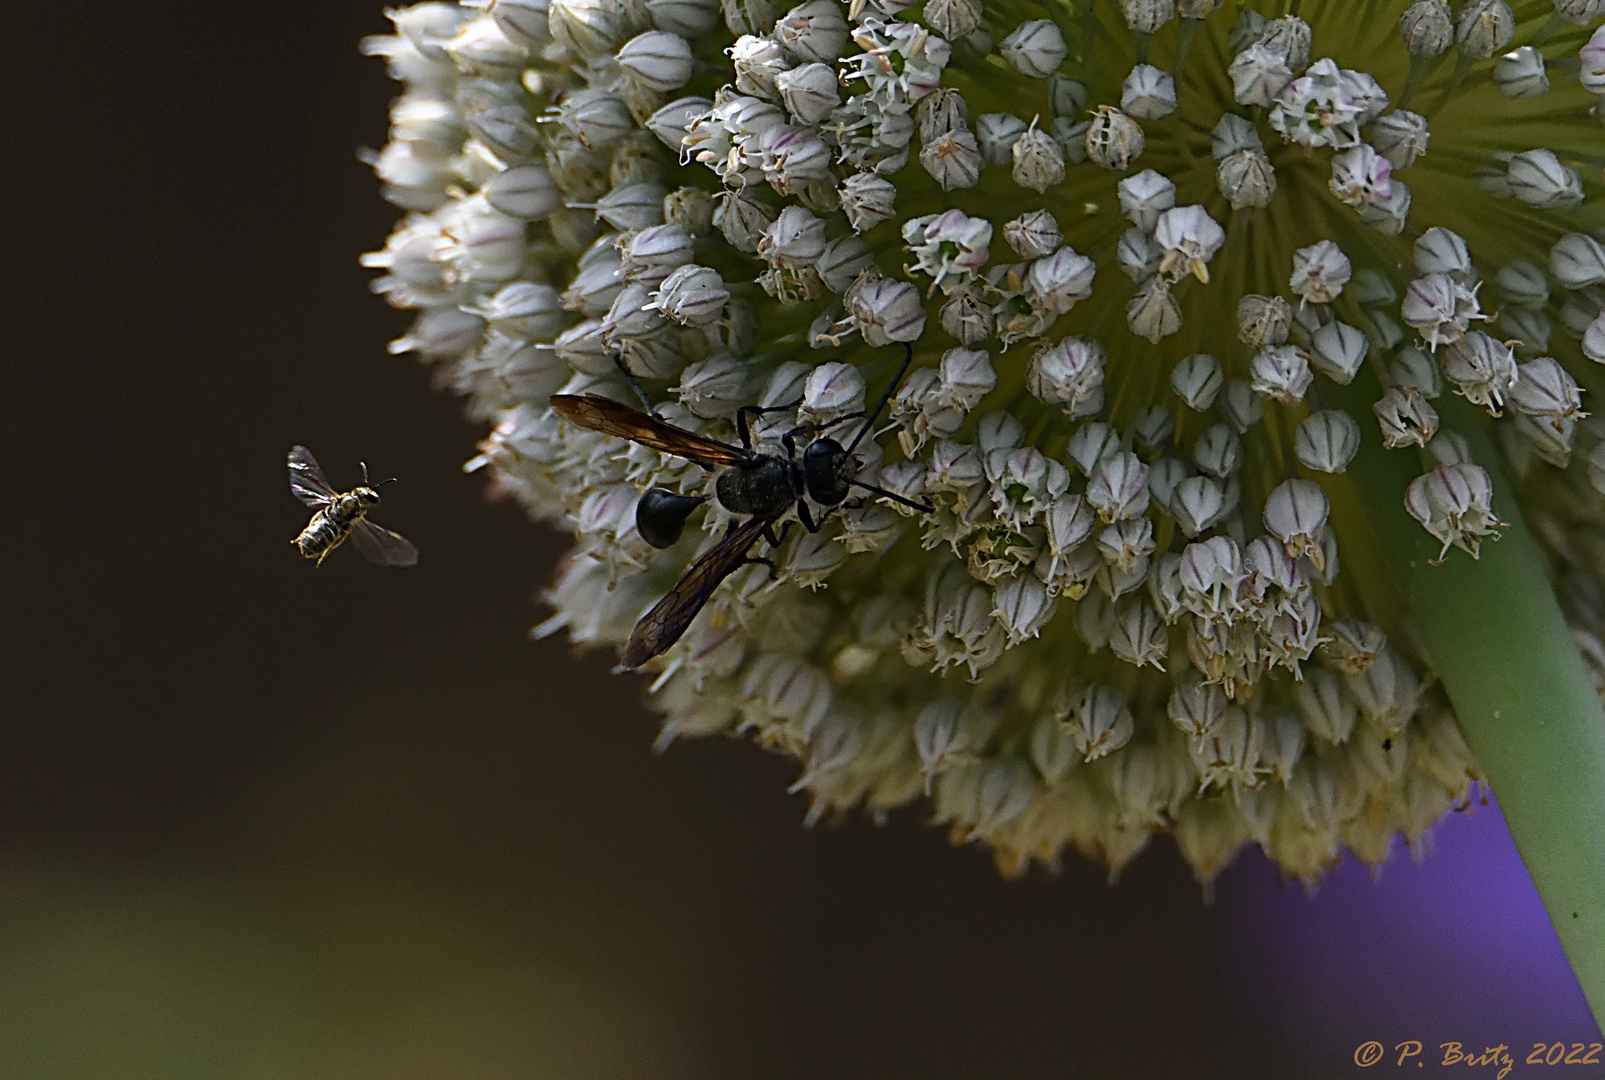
[360,461,370,484]
[850,479,934,514]
[374,476,399,489]
[847,343,915,454]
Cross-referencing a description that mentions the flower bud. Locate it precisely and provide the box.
[1121,0,1177,34]
[1012,124,1066,193]
[1237,294,1292,348]
[1001,20,1067,78]
[1507,149,1584,211]
[1582,24,1605,92]
[976,113,1028,167]
[1086,106,1145,171]
[1374,385,1440,448]
[1509,357,1584,421]
[1028,336,1106,412]
[994,574,1059,644]
[1027,247,1097,314]
[1118,169,1177,232]
[1219,379,1263,432]
[1217,148,1276,210]
[592,181,668,230]
[924,0,981,38]
[1442,331,1519,414]
[649,264,730,326]
[933,348,996,411]
[1404,463,1505,561]
[1250,345,1314,404]
[1229,42,1293,107]
[645,95,712,150]
[1329,144,1392,208]
[1122,64,1178,120]
[1171,475,1228,537]
[1309,320,1368,384]
[1004,210,1062,260]
[1454,0,1515,59]
[1171,354,1223,411]
[1116,228,1161,282]
[757,205,826,268]
[619,30,694,93]
[1154,205,1225,283]
[773,0,848,65]
[774,62,841,124]
[1193,423,1243,479]
[483,164,562,220]
[1399,0,1453,56]
[714,188,776,252]
[1494,46,1549,98]
[1068,685,1135,762]
[1295,409,1363,475]
[645,0,718,36]
[847,276,926,346]
[1370,110,1431,170]
[1264,478,1330,568]
[1066,422,1120,477]
[1087,452,1151,523]
[1550,232,1605,289]
[920,129,983,190]
[1583,312,1605,364]
[1126,277,1183,342]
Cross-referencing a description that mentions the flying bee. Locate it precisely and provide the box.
[287,445,418,567]
[550,344,932,669]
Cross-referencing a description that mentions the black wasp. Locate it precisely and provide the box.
[549,344,932,669]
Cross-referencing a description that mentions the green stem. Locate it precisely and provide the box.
[1347,396,1605,1031]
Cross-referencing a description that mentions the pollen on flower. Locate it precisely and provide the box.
[363,0,1605,889]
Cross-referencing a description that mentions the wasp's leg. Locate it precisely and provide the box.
[612,354,658,415]
[735,398,805,451]
[795,499,824,534]
[780,412,866,457]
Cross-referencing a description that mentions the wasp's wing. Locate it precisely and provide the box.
[288,445,338,506]
[620,515,770,669]
[550,394,749,467]
[347,518,419,567]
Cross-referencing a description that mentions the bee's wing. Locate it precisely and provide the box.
[347,518,419,567]
[620,515,769,669]
[550,394,750,467]
[288,445,338,506]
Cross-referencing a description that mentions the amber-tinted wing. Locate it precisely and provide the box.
[288,445,338,507]
[620,515,771,669]
[550,394,749,467]
[347,518,420,567]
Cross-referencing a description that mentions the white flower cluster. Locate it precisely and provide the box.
[362,0,1605,886]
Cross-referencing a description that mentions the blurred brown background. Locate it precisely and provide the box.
[1,3,1228,1077]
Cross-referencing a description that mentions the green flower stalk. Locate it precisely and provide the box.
[361,0,1605,1014]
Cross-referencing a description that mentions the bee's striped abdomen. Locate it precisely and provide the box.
[294,501,364,563]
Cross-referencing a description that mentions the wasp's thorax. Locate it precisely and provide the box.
[714,455,799,519]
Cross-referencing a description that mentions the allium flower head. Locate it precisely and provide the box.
[364,0,1605,890]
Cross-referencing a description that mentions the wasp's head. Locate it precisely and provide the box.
[354,486,382,506]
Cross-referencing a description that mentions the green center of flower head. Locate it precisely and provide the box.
[363,0,1605,887]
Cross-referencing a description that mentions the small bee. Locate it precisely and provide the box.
[287,445,418,567]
